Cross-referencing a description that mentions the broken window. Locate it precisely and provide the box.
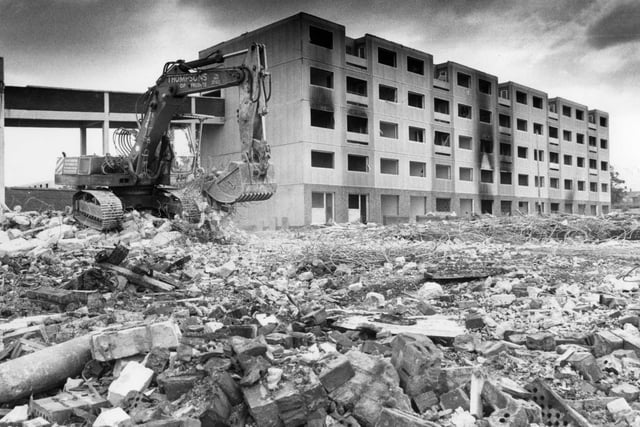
[601,161,608,171]
[434,131,451,147]
[518,174,529,186]
[576,110,585,120]
[589,159,597,169]
[600,116,608,127]
[479,109,492,124]
[549,101,557,113]
[499,114,511,128]
[457,72,471,88]
[578,180,585,191]
[550,178,559,189]
[533,123,543,135]
[310,108,334,129]
[346,77,367,96]
[563,155,572,166]
[311,151,334,168]
[565,204,573,214]
[459,167,473,181]
[517,146,528,158]
[380,158,399,175]
[549,152,559,164]
[310,67,334,88]
[563,130,572,142]
[409,161,426,177]
[516,91,527,104]
[499,88,510,99]
[577,157,585,167]
[409,126,425,143]
[600,139,608,149]
[480,139,493,153]
[347,154,368,172]
[500,171,512,185]
[481,169,493,183]
[435,67,449,82]
[562,105,572,117]
[379,84,397,102]
[408,92,424,108]
[564,179,573,190]
[478,78,492,94]
[434,98,450,114]
[516,119,527,132]
[458,104,472,119]
[590,182,598,192]
[407,56,424,75]
[436,198,451,212]
[347,115,368,134]
[576,133,584,144]
[588,113,595,124]
[379,121,398,138]
[532,96,543,109]
[499,143,512,157]
[309,26,333,49]
[435,164,451,179]
[378,47,397,67]
[548,126,558,139]
[459,135,472,150]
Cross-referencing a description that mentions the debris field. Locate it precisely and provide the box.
[2,208,640,426]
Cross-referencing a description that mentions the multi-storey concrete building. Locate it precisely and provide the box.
[199,12,610,228]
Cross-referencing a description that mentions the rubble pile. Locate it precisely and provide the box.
[3,208,640,426]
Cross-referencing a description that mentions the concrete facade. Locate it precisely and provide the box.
[200,12,611,227]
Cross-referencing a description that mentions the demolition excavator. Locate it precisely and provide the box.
[54,43,276,230]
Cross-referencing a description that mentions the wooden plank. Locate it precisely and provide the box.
[98,264,174,292]
[334,314,465,339]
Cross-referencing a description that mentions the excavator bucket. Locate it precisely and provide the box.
[204,161,276,204]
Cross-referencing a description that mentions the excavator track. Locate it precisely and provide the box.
[72,190,124,231]
[162,189,201,223]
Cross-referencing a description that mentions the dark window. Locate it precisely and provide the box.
[408,92,424,108]
[347,155,368,172]
[576,133,584,144]
[501,201,512,215]
[534,150,544,161]
[601,161,608,171]
[516,119,527,131]
[499,143,512,156]
[479,109,492,123]
[310,67,333,88]
[434,131,451,147]
[516,91,527,104]
[564,179,572,190]
[407,56,424,75]
[346,77,367,96]
[578,181,585,191]
[590,182,598,192]
[378,47,397,67]
[380,158,399,175]
[562,105,572,117]
[550,178,559,189]
[499,114,511,128]
[549,152,559,164]
[589,159,597,169]
[533,123,543,135]
[589,136,597,147]
[532,96,543,109]
[602,183,609,192]
[311,151,334,168]
[309,26,333,49]
[459,167,473,181]
[434,98,450,114]
[600,117,608,127]
[379,84,397,102]
[563,155,572,166]
[518,174,529,186]
[459,136,472,150]
[577,157,585,167]
[380,121,398,138]
[436,198,451,212]
[517,146,528,158]
[457,72,470,88]
[478,78,492,94]
[549,126,558,139]
[551,203,560,213]
[409,126,425,143]
[500,172,512,185]
[576,110,584,120]
[435,164,451,179]
[601,139,608,149]
[410,161,426,177]
[347,115,368,134]
[589,113,596,124]
[310,109,334,128]
[458,104,472,119]
[480,169,493,183]
[535,176,545,187]
[563,130,572,142]
[480,139,493,153]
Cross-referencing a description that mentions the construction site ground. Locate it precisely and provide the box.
[2,209,640,426]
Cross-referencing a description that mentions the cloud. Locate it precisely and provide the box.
[586,1,640,48]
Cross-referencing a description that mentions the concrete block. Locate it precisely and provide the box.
[610,382,640,401]
[318,353,355,392]
[93,407,132,427]
[593,330,624,357]
[413,390,438,413]
[391,334,442,397]
[108,361,154,406]
[607,397,632,418]
[486,403,529,427]
[91,321,181,361]
[199,384,231,427]
[30,391,109,424]
[440,387,470,411]
[230,335,267,358]
[242,383,282,427]
[157,373,205,400]
[525,332,556,351]
[274,382,307,426]
[465,312,485,330]
[0,405,28,427]
[564,351,602,382]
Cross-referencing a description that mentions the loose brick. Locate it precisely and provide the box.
[157,373,205,401]
[91,321,181,361]
[318,353,355,392]
[391,334,442,397]
[525,332,556,352]
[440,387,470,411]
[413,390,438,413]
[564,352,602,382]
[230,335,268,358]
[242,384,281,427]
[465,312,485,330]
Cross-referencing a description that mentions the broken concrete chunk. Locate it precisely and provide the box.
[593,330,624,357]
[440,387,470,411]
[93,407,132,427]
[22,417,51,427]
[564,352,602,382]
[91,321,181,361]
[230,335,268,358]
[391,334,442,397]
[610,382,640,401]
[30,391,109,424]
[242,383,281,427]
[319,353,355,392]
[415,282,443,300]
[107,361,154,406]
[525,332,556,352]
[607,397,632,418]
[0,405,29,426]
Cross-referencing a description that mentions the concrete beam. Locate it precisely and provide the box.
[80,126,87,155]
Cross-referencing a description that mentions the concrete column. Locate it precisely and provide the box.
[80,126,87,155]
[102,92,109,154]
[0,57,5,206]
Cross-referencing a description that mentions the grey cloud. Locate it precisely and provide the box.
[587,1,640,49]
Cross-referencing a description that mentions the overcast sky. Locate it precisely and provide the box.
[2,0,639,189]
